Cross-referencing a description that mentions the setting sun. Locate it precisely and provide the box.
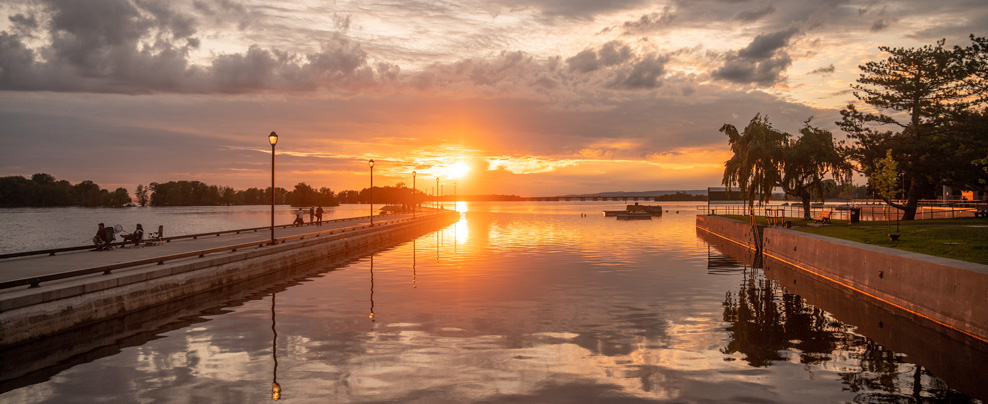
[446,162,471,179]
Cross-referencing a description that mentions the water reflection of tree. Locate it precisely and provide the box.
[721,270,978,402]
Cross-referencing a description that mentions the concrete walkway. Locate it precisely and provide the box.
[0,213,418,290]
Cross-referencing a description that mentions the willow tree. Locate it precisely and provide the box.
[838,39,970,220]
[721,115,786,215]
[779,121,850,219]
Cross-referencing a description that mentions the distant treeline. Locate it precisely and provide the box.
[0,173,131,207]
[146,181,444,207]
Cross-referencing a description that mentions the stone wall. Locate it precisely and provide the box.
[696,215,988,341]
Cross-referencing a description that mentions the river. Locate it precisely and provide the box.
[0,201,983,403]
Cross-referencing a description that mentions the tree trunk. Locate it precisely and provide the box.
[801,193,812,219]
[901,180,920,220]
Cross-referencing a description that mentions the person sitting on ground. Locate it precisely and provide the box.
[121,223,144,247]
[93,223,110,250]
[294,208,305,226]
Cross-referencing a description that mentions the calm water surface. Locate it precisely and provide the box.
[0,202,982,403]
[0,204,370,254]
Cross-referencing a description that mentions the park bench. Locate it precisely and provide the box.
[813,209,832,224]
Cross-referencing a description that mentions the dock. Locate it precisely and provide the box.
[0,211,460,346]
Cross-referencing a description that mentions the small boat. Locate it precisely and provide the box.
[603,210,626,216]
[615,212,652,220]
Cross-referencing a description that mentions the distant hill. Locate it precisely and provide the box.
[557,190,708,198]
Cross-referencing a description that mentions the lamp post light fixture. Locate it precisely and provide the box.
[268,131,278,245]
[412,171,417,219]
[369,159,375,225]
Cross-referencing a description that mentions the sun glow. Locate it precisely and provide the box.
[446,162,471,179]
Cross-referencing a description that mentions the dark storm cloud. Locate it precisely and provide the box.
[808,64,835,75]
[713,27,800,86]
[493,0,651,20]
[737,27,800,59]
[566,41,633,73]
[735,4,776,22]
[621,6,676,34]
[0,0,376,94]
[8,13,37,29]
[607,54,668,89]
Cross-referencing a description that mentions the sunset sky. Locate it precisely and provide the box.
[1,0,985,197]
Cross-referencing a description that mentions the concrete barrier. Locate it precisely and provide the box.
[696,215,988,342]
[0,212,459,346]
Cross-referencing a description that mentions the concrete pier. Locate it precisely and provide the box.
[696,215,988,342]
[0,211,460,346]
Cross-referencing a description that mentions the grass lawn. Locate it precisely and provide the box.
[722,215,988,266]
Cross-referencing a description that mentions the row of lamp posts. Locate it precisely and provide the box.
[268,132,452,245]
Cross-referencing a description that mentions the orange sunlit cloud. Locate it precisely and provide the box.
[2,1,982,196]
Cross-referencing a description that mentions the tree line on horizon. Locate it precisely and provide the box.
[0,173,131,207]
[0,173,712,208]
[722,35,988,220]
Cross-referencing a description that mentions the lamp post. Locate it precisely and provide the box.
[412,171,417,218]
[454,180,457,210]
[268,132,278,245]
[436,177,440,210]
[369,159,375,225]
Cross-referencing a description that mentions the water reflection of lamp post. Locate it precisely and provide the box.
[454,180,457,210]
[412,239,417,288]
[369,256,375,321]
[412,171,416,219]
[271,292,281,400]
[369,159,375,226]
[268,132,279,246]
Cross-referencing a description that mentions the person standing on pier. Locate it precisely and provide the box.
[316,206,323,226]
[309,206,314,225]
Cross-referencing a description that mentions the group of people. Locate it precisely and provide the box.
[294,206,324,226]
[93,223,144,250]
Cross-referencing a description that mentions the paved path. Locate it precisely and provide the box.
[0,213,420,287]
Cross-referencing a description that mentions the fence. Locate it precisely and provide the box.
[698,200,985,221]
[0,212,451,291]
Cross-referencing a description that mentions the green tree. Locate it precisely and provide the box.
[721,114,786,214]
[287,182,318,207]
[838,38,973,219]
[779,121,850,219]
[873,150,901,233]
[135,184,149,207]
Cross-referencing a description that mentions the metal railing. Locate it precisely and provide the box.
[0,211,453,291]
[0,215,380,260]
[698,200,986,221]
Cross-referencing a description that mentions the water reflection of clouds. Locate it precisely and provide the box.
[14,202,979,402]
